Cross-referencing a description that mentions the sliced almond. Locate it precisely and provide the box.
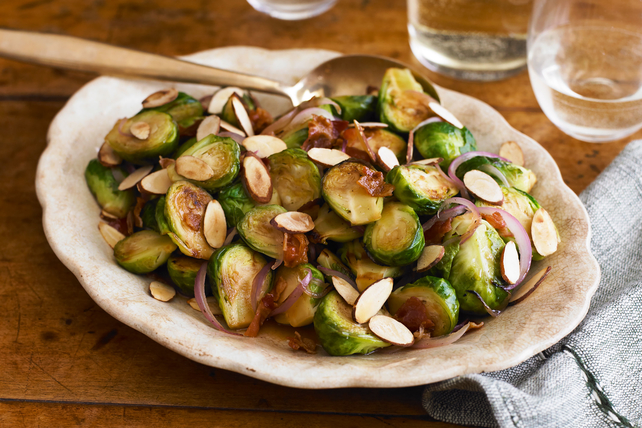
[130,121,151,140]
[139,168,172,195]
[242,135,287,158]
[428,102,464,129]
[188,296,222,315]
[368,315,414,346]
[142,88,178,109]
[196,115,221,142]
[500,241,520,285]
[220,119,246,137]
[117,165,153,191]
[98,222,125,248]
[100,209,119,220]
[149,281,176,302]
[332,276,360,306]
[270,212,314,233]
[499,141,525,167]
[241,154,272,203]
[353,120,377,162]
[203,200,227,249]
[410,157,443,166]
[98,142,122,167]
[509,266,551,305]
[232,95,254,137]
[531,208,558,257]
[352,277,393,324]
[208,87,246,114]
[159,157,175,169]
[463,170,504,205]
[175,156,215,181]
[416,245,445,272]
[307,148,351,167]
[377,147,400,171]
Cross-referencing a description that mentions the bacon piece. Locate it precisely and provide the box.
[245,277,288,337]
[357,168,395,197]
[394,296,435,333]
[249,107,273,134]
[301,115,349,151]
[481,212,514,238]
[287,331,317,354]
[283,232,309,268]
[424,217,453,245]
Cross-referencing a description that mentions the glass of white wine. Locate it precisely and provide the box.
[528,0,642,142]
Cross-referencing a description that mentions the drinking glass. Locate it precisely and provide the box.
[247,0,337,20]
[407,0,533,81]
[528,0,642,142]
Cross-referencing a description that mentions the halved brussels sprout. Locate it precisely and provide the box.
[331,95,377,122]
[414,121,477,169]
[268,148,322,211]
[218,181,281,227]
[342,128,407,163]
[455,156,537,193]
[314,291,390,355]
[316,248,353,281]
[386,164,459,215]
[113,230,177,274]
[378,68,433,133]
[387,276,459,336]
[363,201,424,266]
[140,198,160,232]
[322,160,384,226]
[142,91,203,130]
[273,264,326,327]
[155,195,171,235]
[105,110,179,165]
[85,159,136,218]
[165,181,214,260]
[237,204,287,259]
[337,240,403,292]
[282,127,309,149]
[167,254,203,297]
[207,242,273,329]
[311,203,363,244]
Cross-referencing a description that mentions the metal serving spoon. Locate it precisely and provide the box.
[0,28,439,105]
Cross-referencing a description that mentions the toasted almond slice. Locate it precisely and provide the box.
[377,147,400,171]
[220,119,246,136]
[307,148,351,167]
[98,142,122,167]
[130,121,151,140]
[428,102,464,129]
[531,208,558,257]
[139,169,172,195]
[410,157,443,166]
[347,122,388,129]
[203,200,227,249]
[159,157,175,169]
[196,115,221,142]
[188,296,223,315]
[416,245,445,272]
[353,120,377,162]
[509,266,551,305]
[98,222,125,248]
[208,87,246,114]
[501,241,520,285]
[100,209,119,220]
[242,135,287,158]
[500,141,525,167]
[149,281,176,302]
[352,277,394,324]
[232,96,254,137]
[270,212,314,233]
[463,170,504,204]
[241,154,272,203]
[332,277,360,305]
[175,156,215,181]
[368,315,414,346]
[117,165,153,191]
[142,88,178,108]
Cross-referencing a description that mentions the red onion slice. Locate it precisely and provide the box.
[412,322,471,349]
[422,205,466,232]
[302,276,331,299]
[223,227,237,246]
[261,108,298,136]
[439,197,481,244]
[284,107,335,133]
[117,118,134,137]
[270,269,311,316]
[406,117,443,166]
[272,257,283,270]
[479,164,510,188]
[297,97,342,115]
[194,263,242,336]
[317,266,359,291]
[448,151,512,199]
[251,260,274,311]
[218,131,245,145]
[467,290,502,318]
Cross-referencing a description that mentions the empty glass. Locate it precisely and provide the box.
[247,0,337,20]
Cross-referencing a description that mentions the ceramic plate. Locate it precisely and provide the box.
[36,47,600,388]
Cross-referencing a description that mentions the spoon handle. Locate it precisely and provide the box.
[0,28,290,99]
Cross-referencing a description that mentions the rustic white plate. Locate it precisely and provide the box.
[36,47,599,388]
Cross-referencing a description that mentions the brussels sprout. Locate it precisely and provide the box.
[343,128,407,163]
[113,230,177,274]
[221,92,256,128]
[141,91,203,130]
[314,291,390,355]
[322,160,384,226]
[171,135,241,192]
[218,181,281,227]
[331,95,377,122]
[387,276,459,336]
[166,255,203,296]
[155,195,171,235]
[338,240,403,292]
[165,181,214,260]
[282,127,309,149]
[363,202,424,266]
[140,198,160,232]
[85,159,136,218]
[455,156,537,193]
[312,203,363,244]
[237,204,287,259]
[273,264,326,327]
[414,121,477,169]
[207,243,273,329]
[316,248,353,281]
[105,110,179,165]
[378,68,434,133]
[268,148,322,211]
[386,164,459,215]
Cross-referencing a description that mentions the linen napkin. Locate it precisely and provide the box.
[422,140,642,428]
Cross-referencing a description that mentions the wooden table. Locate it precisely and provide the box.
[0,0,637,426]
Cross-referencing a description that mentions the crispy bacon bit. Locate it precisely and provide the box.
[424,217,453,245]
[249,107,273,134]
[301,115,349,151]
[394,296,435,333]
[481,212,514,238]
[357,168,395,197]
[132,197,146,228]
[245,277,288,337]
[287,331,317,354]
[283,232,309,268]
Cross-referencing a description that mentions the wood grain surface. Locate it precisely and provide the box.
[0,0,638,427]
